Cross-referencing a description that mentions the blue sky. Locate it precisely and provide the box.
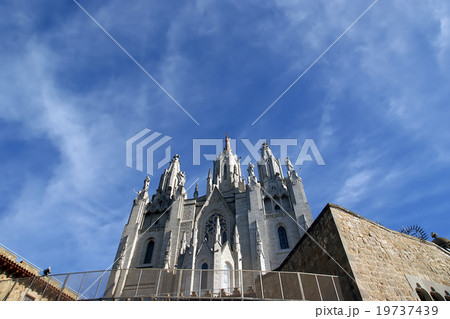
[0,0,449,274]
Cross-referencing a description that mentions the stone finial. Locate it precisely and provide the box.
[194,183,199,198]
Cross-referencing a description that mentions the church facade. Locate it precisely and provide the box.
[108,135,313,296]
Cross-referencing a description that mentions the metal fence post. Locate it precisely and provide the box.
[297,272,305,301]
[176,269,183,299]
[39,277,51,301]
[22,276,36,301]
[2,279,18,301]
[155,269,162,298]
[135,269,143,297]
[259,271,264,300]
[57,274,69,301]
[278,272,284,300]
[198,269,202,297]
[76,273,87,300]
[240,270,244,300]
[94,273,104,299]
[332,276,340,301]
[315,275,323,301]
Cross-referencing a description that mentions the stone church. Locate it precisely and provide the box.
[108,135,313,296]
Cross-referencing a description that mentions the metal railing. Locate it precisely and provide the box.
[1,268,345,301]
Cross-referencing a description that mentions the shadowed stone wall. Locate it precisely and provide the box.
[276,205,360,300]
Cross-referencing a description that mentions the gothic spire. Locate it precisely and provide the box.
[257,141,284,188]
[157,154,182,197]
[212,133,243,191]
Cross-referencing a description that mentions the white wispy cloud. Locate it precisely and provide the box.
[334,169,377,205]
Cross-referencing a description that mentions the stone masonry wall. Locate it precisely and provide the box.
[330,205,450,301]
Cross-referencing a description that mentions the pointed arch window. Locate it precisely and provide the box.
[143,240,154,264]
[205,213,227,244]
[278,226,289,249]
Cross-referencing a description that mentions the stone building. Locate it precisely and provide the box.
[277,204,450,301]
[0,244,75,301]
[107,135,313,297]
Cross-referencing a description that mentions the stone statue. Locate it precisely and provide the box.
[247,162,255,176]
[225,132,231,151]
[134,176,150,202]
[114,236,128,270]
[143,176,150,191]
[285,157,294,172]
[285,156,299,178]
[177,171,186,187]
[431,232,450,250]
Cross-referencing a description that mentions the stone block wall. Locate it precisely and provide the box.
[276,203,450,301]
[330,205,450,301]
